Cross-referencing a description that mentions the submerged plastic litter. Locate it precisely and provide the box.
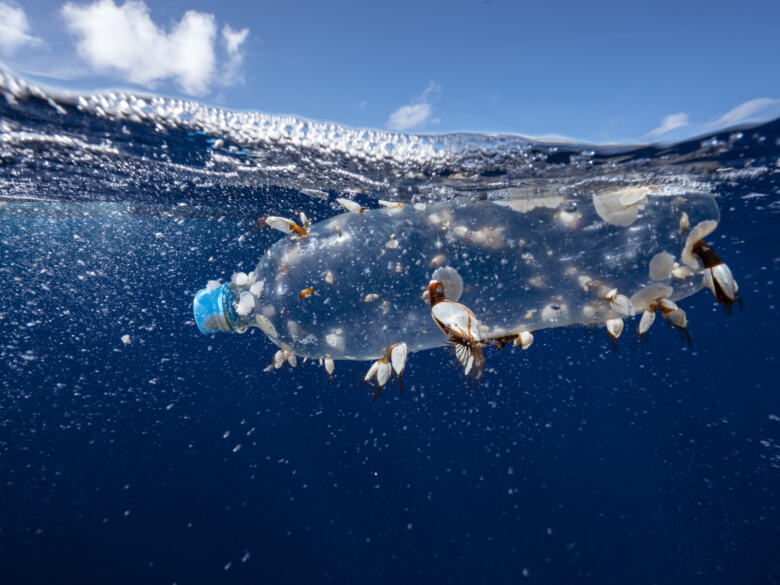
[195,186,732,378]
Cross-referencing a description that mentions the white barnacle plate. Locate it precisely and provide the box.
[649,252,675,281]
[638,309,656,335]
[390,343,408,376]
[431,300,484,341]
[606,317,624,340]
[231,193,720,362]
[324,355,335,375]
[514,331,534,350]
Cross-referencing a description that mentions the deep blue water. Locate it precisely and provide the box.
[1,73,779,584]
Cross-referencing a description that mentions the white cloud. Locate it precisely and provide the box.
[222,24,248,55]
[61,0,248,95]
[220,24,249,86]
[646,98,780,142]
[387,81,441,131]
[0,2,42,55]
[418,80,440,103]
[712,98,780,127]
[647,112,690,138]
[387,103,432,131]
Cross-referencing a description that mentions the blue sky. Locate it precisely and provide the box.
[1,0,779,142]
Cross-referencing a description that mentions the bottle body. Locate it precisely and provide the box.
[195,192,720,361]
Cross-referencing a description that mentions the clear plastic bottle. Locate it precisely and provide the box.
[194,189,720,362]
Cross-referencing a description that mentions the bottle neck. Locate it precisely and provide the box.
[193,282,237,334]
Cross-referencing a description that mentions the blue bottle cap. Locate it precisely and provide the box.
[193,283,233,334]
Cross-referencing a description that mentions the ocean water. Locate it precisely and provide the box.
[1,71,779,584]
